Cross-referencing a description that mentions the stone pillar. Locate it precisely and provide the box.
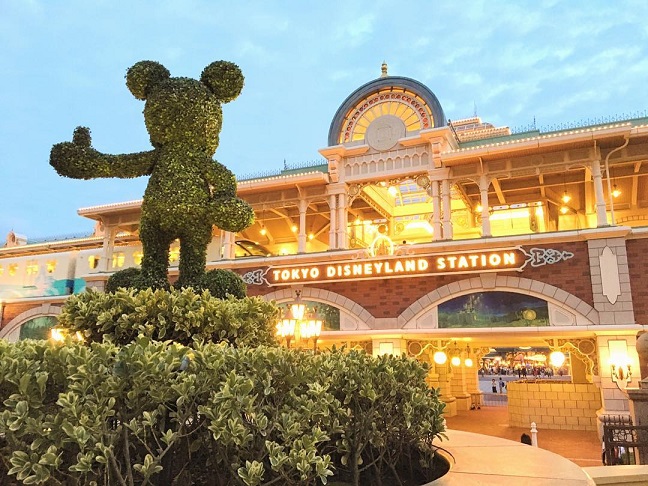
[298,199,307,253]
[627,332,648,464]
[441,179,453,240]
[592,159,609,227]
[223,231,235,260]
[596,335,634,438]
[450,358,473,411]
[337,193,348,249]
[479,174,491,237]
[102,226,116,272]
[328,194,337,250]
[430,181,442,241]
[434,361,458,417]
[588,238,634,325]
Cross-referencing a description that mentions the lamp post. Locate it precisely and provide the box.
[276,290,322,351]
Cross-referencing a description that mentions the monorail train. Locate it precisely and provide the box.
[0,230,246,301]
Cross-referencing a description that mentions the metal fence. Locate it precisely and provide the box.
[473,392,508,407]
[602,415,648,466]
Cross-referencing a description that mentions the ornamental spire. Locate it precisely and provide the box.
[380,61,388,78]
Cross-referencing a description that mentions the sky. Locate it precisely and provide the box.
[1,0,647,241]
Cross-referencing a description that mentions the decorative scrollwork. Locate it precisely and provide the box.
[520,247,574,269]
[241,268,269,286]
[415,174,431,189]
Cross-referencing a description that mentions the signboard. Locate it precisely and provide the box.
[241,246,574,287]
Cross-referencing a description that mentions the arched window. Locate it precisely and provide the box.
[18,315,58,340]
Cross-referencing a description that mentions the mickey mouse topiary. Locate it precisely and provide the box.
[50,61,254,289]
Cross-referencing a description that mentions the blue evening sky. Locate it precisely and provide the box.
[1,0,647,241]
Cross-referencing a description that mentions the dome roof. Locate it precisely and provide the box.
[328,75,446,147]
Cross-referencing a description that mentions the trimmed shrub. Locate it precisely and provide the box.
[0,339,445,486]
[105,267,142,293]
[55,287,280,347]
[196,268,247,299]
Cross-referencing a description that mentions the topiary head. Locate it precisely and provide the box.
[125,60,244,154]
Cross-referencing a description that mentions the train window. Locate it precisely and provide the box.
[26,260,39,275]
[88,256,100,269]
[8,263,18,276]
[112,252,125,268]
[133,251,143,265]
[47,260,57,273]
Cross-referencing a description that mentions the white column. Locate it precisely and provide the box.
[431,181,442,241]
[441,179,453,240]
[223,231,235,259]
[102,226,116,272]
[479,174,492,237]
[328,194,337,250]
[298,199,307,253]
[592,159,608,227]
[337,193,348,249]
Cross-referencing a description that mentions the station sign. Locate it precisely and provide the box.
[241,246,574,287]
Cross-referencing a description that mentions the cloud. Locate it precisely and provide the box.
[334,14,375,48]
[236,41,276,66]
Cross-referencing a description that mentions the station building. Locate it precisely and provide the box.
[2,64,648,434]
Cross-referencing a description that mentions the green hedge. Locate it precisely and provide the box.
[55,288,280,347]
[0,340,446,485]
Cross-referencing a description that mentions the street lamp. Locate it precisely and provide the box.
[276,290,322,351]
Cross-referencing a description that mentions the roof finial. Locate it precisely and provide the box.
[380,61,388,78]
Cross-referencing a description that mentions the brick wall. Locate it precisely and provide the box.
[508,381,601,431]
[248,241,593,319]
[1,302,38,330]
[627,238,648,325]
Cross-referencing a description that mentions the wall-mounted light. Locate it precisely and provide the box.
[612,185,621,198]
[549,350,566,368]
[449,341,461,366]
[433,350,447,365]
[609,340,632,389]
[291,223,298,233]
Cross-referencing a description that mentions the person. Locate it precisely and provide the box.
[491,378,497,393]
[499,377,505,394]
[521,433,532,445]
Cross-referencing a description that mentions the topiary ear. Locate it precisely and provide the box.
[125,61,170,100]
[201,61,244,103]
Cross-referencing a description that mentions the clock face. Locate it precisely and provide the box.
[366,115,406,151]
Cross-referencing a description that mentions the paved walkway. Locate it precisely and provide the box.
[432,430,592,485]
[444,405,602,467]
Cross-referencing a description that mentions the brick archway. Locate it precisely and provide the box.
[261,287,376,330]
[398,274,599,328]
[0,303,63,341]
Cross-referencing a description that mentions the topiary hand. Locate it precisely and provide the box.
[71,126,92,148]
[50,126,98,179]
[212,197,255,232]
[50,126,156,180]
